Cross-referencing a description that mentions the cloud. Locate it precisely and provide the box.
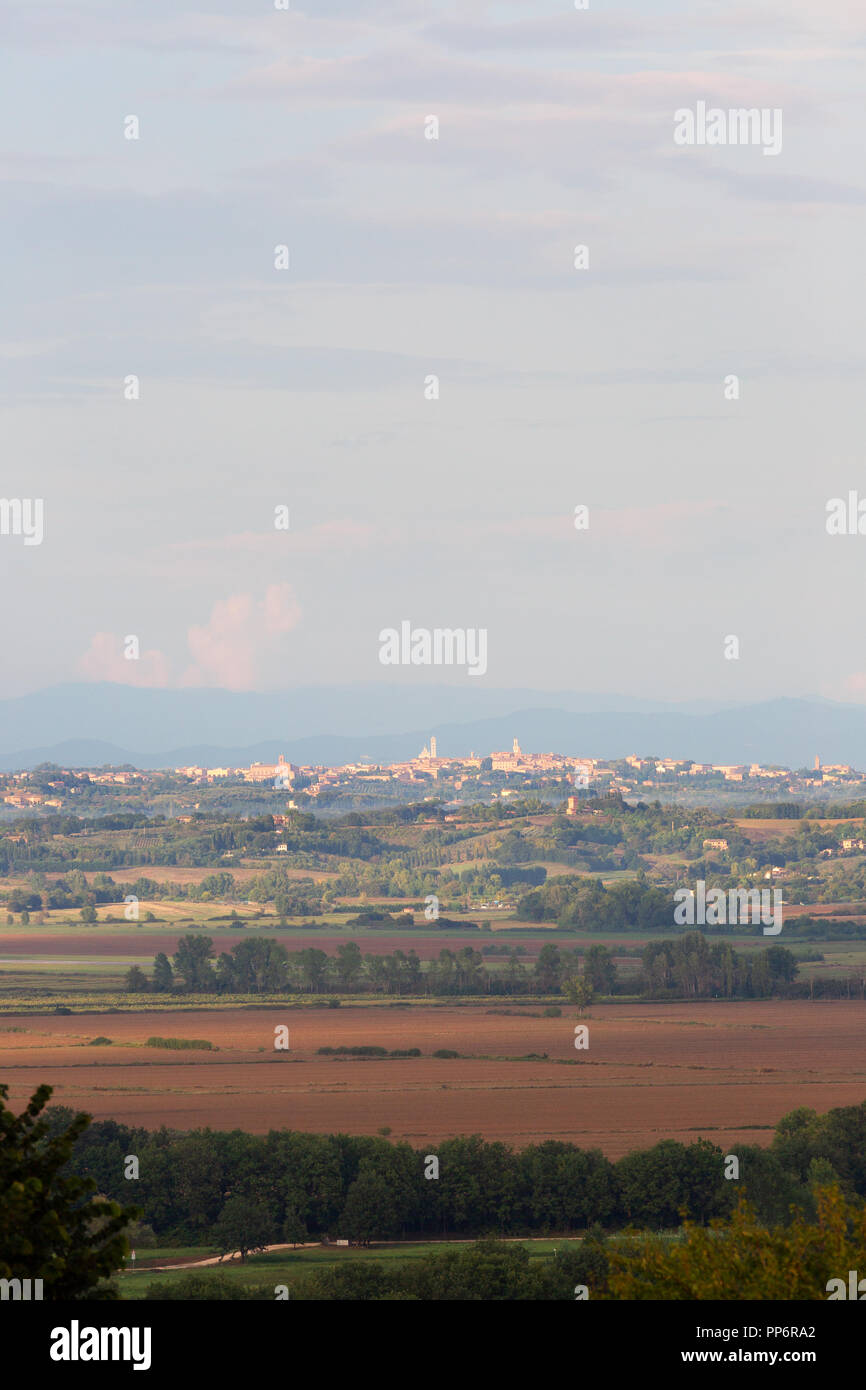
[78,584,302,691]
[181,583,302,690]
[78,633,172,687]
[828,673,866,704]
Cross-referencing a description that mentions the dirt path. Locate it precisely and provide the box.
[130,1242,321,1272]
[129,1232,581,1273]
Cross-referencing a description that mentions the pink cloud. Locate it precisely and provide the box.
[78,584,302,692]
[181,583,302,690]
[827,673,866,703]
[78,633,172,687]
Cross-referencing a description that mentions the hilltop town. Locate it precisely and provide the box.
[1,738,863,819]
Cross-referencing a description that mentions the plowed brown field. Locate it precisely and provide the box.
[0,930,513,960]
[3,1001,865,1156]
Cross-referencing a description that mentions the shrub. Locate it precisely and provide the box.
[87,1037,112,1047]
[543,1005,562,1017]
[144,1272,269,1301]
[145,1037,215,1051]
[433,1049,459,1059]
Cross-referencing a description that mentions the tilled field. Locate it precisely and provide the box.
[2,1001,865,1155]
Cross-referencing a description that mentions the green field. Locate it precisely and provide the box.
[117,1237,589,1299]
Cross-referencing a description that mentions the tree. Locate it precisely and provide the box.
[124,965,148,993]
[770,1106,824,1183]
[341,1164,403,1245]
[732,1144,810,1225]
[583,944,617,993]
[80,905,97,924]
[336,941,363,990]
[604,1185,866,1300]
[282,1206,308,1247]
[517,1142,617,1230]
[533,944,563,993]
[0,1083,139,1298]
[217,938,288,994]
[151,952,174,993]
[172,934,215,992]
[212,1195,272,1262]
[407,1240,537,1300]
[505,950,526,994]
[564,975,595,1014]
[298,947,329,993]
[615,1139,728,1229]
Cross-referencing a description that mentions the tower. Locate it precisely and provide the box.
[430,735,437,759]
[512,737,521,757]
[815,755,820,771]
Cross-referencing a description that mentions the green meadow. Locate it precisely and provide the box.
[117,1237,589,1299]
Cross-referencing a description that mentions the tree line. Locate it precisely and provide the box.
[126,932,800,1000]
[47,1100,866,1250]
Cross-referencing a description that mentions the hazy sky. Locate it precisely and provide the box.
[1,0,864,702]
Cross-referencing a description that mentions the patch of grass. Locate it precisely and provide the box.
[145,1036,216,1051]
[316,1044,422,1057]
[119,1238,591,1300]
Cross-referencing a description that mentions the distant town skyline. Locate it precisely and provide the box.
[4,739,864,818]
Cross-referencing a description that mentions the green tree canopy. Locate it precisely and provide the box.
[0,1083,139,1298]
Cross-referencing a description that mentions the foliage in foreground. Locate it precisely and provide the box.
[0,1084,140,1298]
[604,1185,866,1300]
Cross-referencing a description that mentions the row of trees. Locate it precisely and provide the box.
[127,933,800,1000]
[517,877,675,930]
[48,1100,866,1250]
[128,936,586,996]
[641,934,798,999]
[147,1187,866,1300]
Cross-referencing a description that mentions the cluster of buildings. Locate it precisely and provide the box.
[2,742,865,815]
[171,738,587,796]
[167,742,866,802]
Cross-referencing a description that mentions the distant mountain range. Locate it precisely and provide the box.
[0,683,861,772]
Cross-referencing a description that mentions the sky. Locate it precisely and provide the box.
[1,0,865,704]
